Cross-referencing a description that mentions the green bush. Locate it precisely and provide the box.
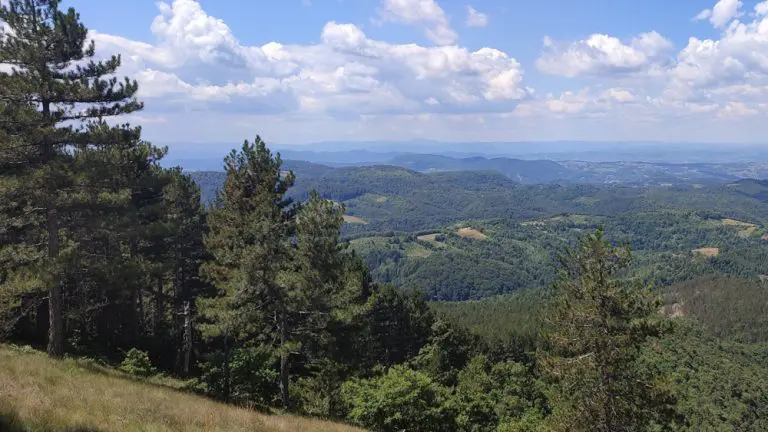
[119,348,157,377]
[340,365,456,432]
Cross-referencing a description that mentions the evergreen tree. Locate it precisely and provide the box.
[539,229,677,431]
[0,0,145,357]
[199,137,296,406]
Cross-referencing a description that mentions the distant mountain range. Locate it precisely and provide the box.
[161,140,768,169]
[188,154,768,204]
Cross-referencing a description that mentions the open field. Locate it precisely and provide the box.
[456,227,488,240]
[692,247,720,257]
[342,215,368,225]
[0,345,362,432]
[721,218,758,237]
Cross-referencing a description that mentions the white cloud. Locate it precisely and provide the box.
[65,0,768,143]
[466,6,488,28]
[718,101,758,118]
[536,31,673,77]
[90,0,529,122]
[693,0,742,29]
[377,0,457,45]
[601,88,635,103]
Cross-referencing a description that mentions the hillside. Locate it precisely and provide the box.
[0,346,362,432]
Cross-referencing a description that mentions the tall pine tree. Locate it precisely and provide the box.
[0,0,146,357]
[199,137,296,406]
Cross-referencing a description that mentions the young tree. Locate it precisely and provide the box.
[539,229,677,431]
[0,0,144,357]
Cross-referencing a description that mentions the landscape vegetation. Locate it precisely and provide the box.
[1,1,768,432]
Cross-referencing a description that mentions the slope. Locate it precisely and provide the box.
[0,346,362,432]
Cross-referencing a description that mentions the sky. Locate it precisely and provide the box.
[57,0,768,145]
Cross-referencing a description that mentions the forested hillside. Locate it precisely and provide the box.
[1,1,768,431]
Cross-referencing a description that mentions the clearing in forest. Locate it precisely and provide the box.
[692,247,720,257]
[457,227,488,240]
[343,215,368,224]
[721,218,757,238]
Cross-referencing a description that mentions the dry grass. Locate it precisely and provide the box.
[342,215,368,225]
[374,196,387,203]
[456,227,488,240]
[0,345,362,432]
[721,218,758,238]
[692,247,720,257]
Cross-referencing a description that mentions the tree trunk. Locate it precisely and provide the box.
[42,98,63,359]
[223,333,231,403]
[46,208,63,358]
[279,308,289,409]
[182,301,192,377]
[154,275,164,335]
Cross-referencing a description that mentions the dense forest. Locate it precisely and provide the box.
[1,1,767,431]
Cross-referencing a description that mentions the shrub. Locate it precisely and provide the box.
[119,348,157,377]
[340,365,456,432]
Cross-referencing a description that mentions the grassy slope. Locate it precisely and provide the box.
[0,346,362,432]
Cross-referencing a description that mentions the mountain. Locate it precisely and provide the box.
[386,154,574,183]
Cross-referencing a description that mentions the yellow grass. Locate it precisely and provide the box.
[374,196,387,203]
[0,345,363,432]
[456,227,488,240]
[721,218,758,237]
[692,247,720,257]
[342,215,368,225]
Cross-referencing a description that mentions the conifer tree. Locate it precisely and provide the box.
[0,0,145,357]
[199,137,296,405]
[539,229,677,431]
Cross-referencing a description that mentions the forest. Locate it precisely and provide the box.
[0,1,767,431]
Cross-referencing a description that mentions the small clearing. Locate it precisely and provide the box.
[343,215,368,225]
[692,247,720,257]
[375,196,387,203]
[417,233,439,242]
[457,227,488,240]
[762,234,768,241]
[721,218,757,238]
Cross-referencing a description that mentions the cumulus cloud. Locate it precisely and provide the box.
[377,0,457,45]
[536,31,673,77]
[466,6,488,28]
[90,0,529,120]
[693,0,742,29]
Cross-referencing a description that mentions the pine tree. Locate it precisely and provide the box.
[199,137,296,405]
[0,0,145,357]
[539,229,677,431]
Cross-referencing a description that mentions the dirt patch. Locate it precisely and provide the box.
[763,234,768,241]
[457,227,488,240]
[375,196,387,203]
[692,247,720,257]
[343,215,368,225]
[760,275,768,282]
[417,233,439,242]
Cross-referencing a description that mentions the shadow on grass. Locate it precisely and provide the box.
[1,406,103,432]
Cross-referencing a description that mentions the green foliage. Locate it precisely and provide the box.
[196,345,279,409]
[340,365,456,432]
[639,320,768,431]
[119,348,157,378]
[539,230,677,432]
[453,355,546,432]
[664,276,768,343]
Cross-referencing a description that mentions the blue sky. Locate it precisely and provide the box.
[59,0,768,145]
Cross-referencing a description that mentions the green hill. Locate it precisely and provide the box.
[0,346,362,432]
